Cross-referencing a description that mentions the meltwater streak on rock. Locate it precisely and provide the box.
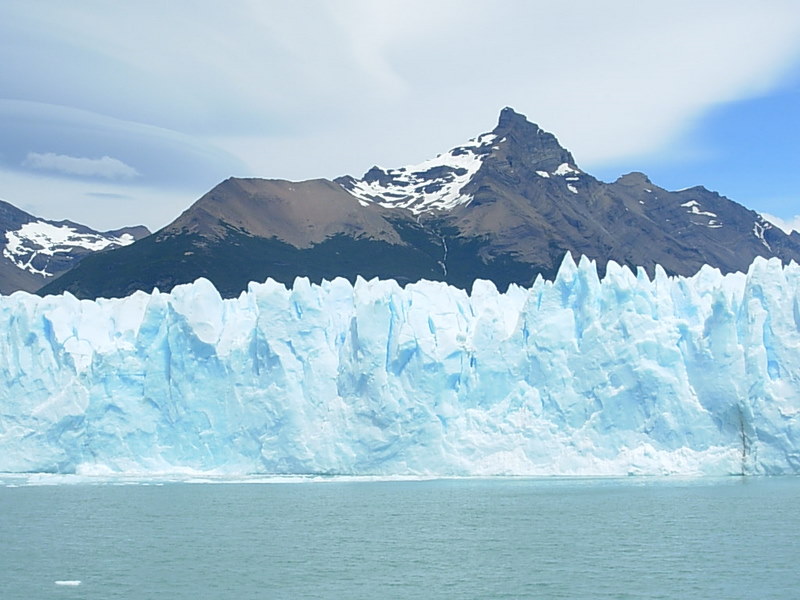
[1,254,799,476]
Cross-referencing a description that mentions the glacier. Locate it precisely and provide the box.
[2,254,800,477]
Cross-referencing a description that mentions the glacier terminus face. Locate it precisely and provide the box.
[2,254,800,477]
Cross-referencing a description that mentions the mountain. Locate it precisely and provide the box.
[0,199,149,294]
[39,107,800,299]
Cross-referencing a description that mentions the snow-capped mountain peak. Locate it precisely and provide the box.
[336,107,583,215]
[337,132,501,215]
[1,196,149,294]
[3,221,137,277]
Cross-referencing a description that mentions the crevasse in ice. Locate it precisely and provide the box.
[1,254,799,476]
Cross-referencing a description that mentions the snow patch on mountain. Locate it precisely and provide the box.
[681,200,717,218]
[680,200,724,229]
[553,163,581,176]
[753,220,772,250]
[3,221,135,277]
[339,133,499,214]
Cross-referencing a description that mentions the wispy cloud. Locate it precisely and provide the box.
[85,191,132,200]
[761,212,800,234]
[23,152,139,179]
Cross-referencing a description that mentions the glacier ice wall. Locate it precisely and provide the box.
[2,254,800,476]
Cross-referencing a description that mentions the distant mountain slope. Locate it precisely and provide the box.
[39,108,800,299]
[0,199,149,294]
[40,178,444,298]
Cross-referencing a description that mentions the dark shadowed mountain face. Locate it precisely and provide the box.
[0,199,149,294]
[38,108,800,299]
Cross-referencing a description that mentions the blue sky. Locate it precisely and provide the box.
[1,1,799,232]
[593,66,800,230]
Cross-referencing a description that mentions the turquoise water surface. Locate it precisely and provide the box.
[1,476,798,599]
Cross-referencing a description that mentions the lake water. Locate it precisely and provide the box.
[1,476,798,599]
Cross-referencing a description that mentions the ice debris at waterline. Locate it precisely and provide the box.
[2,254,800,477]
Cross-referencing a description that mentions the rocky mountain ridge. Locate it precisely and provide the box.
[0,198,149,294]
[34,107,800,299]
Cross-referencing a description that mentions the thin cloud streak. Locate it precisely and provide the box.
[23,152,139,180]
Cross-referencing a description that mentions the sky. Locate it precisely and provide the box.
[1,0,799,233]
